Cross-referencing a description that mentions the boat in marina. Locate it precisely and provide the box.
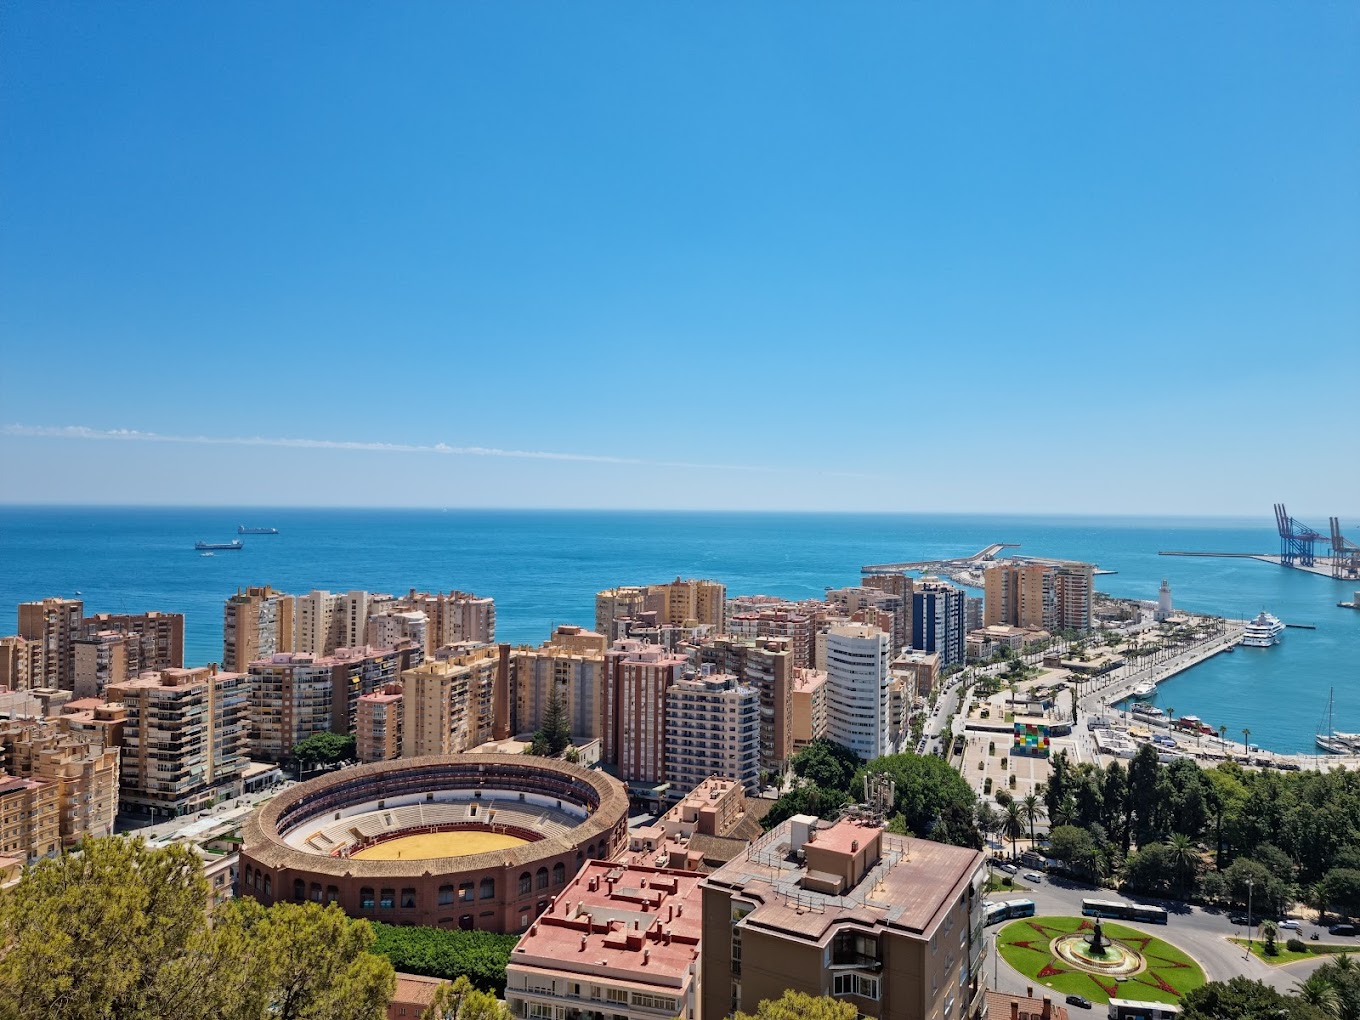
[1317,689,1356,754]
[1130,681,1157,699]
[1242,610,1285,647]
[1132,704,1166,719]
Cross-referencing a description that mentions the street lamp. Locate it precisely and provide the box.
[1247,878,1255,951]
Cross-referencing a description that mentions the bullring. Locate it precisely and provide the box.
[239,753,630,932]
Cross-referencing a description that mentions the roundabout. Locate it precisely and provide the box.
[997,915,1205,1005]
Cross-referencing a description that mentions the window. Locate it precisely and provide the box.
[552,862,565,885]
[380,889,395,909]
[480,877,495,899]
[459,882,474,902]
[520,872,533,895]
[536,867,549,890]
[439,885,455,906]
[832,974,880,1001]
[310,883,323,902]
[605,989,629,1005]
[632,994,678,1012]
[263,876,271,897]
[360,887,375,909]
[327,886,339,904]
[401,888,417,909]
[527,1005,554,1020]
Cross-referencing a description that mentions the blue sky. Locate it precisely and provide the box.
[2,3,1356,514]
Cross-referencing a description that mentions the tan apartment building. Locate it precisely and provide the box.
[985,563,1094,634]
[664,669,760,801]
[108,666,251,815]
[356,683,403,762]
[648,578,726,630]
[81,611,184,673]
[891,651,940,701]
[0,775,60,861]
[790,669,828,753]
[73,630,129,699]
[602,640,688,790]
[0,717,119,847]
[17,597,83,689]
[223,585,294,673]
[400,590,496,652]
[504,862,705,1020]
[702,816,987,1020]
[595,586,650,639]
[692,636,794,774]
[513,625,608,740]
[367,610,429,653]
[402,644,508,757]
[729,607,816,671]
[0,635,43,691]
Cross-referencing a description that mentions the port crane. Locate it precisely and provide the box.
[1274,503,1324,567]
[1330,517,1360,580]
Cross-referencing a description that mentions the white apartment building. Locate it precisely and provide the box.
[824,623,893,760]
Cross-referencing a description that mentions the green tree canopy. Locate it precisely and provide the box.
[851,753,980,848]
[791,739,861,792]
[530,685,572,758]
[0,837,395,1020]
[734,990,858,1020]
[423,975,511,1020]
[1179,977,1327,1020]
[761,783,850,832]
[291,731,356,766]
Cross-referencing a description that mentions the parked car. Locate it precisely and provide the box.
[1228,914,1249,925]
[1023,872,1044,883]
[1329,924,1358,937]
[1279,919,1303,931]
[1000,864,1018,875]
[1065,995,1092,1009]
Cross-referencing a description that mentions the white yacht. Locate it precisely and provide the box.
[1130,681,1157,699]
[1242,611,1285,648]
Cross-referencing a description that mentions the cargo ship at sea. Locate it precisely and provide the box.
[237,526,278,535]
[195,540,243,551]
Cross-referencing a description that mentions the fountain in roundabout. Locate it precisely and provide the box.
[1050,917,1146,977]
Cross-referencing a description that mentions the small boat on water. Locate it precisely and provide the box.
[195,540,243,551]
[1242,610,1285,648]
[200,552,215,557]
[1317,689,1356,754]
[1130,681,1157,699]
[238,526,279,535]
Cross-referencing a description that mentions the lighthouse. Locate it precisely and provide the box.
[1155,579,1173,621]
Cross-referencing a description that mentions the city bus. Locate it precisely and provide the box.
[984,899,1037,925]
[1081,898,1169,925]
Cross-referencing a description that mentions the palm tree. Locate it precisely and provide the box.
[1333,953,1355,974]
[1021,794,1043,848]
[1166,832,1199,897]
[1218,724,1227,748]
[1243,727,1251,754]
[1051,792,1077,828]
[1002,801,1024,862]
[1297,973,1340,1019]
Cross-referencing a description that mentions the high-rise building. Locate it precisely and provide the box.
[664,669,760,800]
[403,591,496,652]
[356,683,403,762]
[81,611,184,674]
[602,640,688,787]
[728,607,816,670]
[1055,564,1094,633]
[701,816,987,1020]
[595,586,650,639]
[512,626,607,739]
[692,636,794,773]
[790,669,828,753]
[911,581,966,669]
[223,585,294,673]
[72,631,129,699]
[0,716,119,848]
[647,578,726,630]
[984,562,1093,634]
[293,590,345,655]
[0,635,43,691]
[108,666,251,815]
[401,645,508,757]
[824,624,893,760]
[366,609,429,653]
[827,587,907,651]
[17,597,83,689]
[504,862,705,1020]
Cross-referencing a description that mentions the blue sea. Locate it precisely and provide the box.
[1,507,1357,754]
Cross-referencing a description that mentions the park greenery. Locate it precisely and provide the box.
[290,731,357,767]
[369,923,519,995]
[996,915,1204,1005]
[421,975,511,1020]
[733,989,858,1020]
[0,838,395,1020]
[764,739,982,849]
[1037,745,1360,920]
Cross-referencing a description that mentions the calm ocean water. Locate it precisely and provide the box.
[1,507,1356,753]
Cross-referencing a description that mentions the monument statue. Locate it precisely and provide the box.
[1086,916,1110,958]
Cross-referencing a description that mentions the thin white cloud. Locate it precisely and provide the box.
[3,424,882,480]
